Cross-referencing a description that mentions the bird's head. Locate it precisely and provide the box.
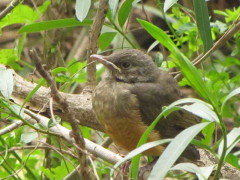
[90,49,158,83]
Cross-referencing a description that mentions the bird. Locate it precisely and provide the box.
[91,49,200,161]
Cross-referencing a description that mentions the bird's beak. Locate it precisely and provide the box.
[90,54,121,73]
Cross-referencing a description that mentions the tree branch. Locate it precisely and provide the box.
[86,0,109,88]
[29,48,91,179]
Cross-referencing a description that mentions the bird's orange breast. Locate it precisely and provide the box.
[93,81,164,156]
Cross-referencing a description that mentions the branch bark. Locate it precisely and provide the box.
[12,72,102,131]
[86,0,109,88]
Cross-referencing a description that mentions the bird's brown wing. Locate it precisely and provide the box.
[130,72,201,160]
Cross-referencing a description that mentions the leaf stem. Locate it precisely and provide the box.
[212,108,228,180]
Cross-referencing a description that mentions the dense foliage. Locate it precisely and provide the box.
[0,0,239,179]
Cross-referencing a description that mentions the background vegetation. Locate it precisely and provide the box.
[0,0,239,179]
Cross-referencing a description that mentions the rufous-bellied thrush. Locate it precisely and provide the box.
[91,49,200,161]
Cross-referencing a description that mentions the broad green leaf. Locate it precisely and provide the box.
[114,139,171,170]
[225,153,240,169]
[193,0,213,52]
[0,49,21,69]
[75,0,91,22]
[137,19,216,107]
[201,123,215,145]
[99,32,117,50]
[218,128,240,158]
[221,87,240,113]
[0,67,14,99]
[109,0,119,18]
[149,122,210,180]
[21,132,38,144]
[164,0,178,12]
[0,1,50,29]
[19,19,93,33]
[51,67,68,76]
[171,163,214,180]
[118,0,134,27]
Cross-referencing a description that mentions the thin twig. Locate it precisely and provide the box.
[86,0,109,89]
[174,20,240,80]
[0,0,21,20]
[0,120,23,136]
[23,108,123,164]
[192,20,240,66]
[29,48,92,179]
[0,145,78,159]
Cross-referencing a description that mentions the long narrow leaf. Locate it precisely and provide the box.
[130,97,213,179]
[164,0,178,12]
[137,19,217,107]
[221,87,240,113]
[19,19,93,33]
[20,79,46,112]
[114,139,171,169]
[118,0,134,27]
[218,128,240,157]
[171,163,214,180]
[149,122,210,180]
[193,0,213,52]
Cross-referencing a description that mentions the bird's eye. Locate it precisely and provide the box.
[121,62,131,69]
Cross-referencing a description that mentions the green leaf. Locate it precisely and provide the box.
[118,0,134,27]
[0,1,50,29]
[130,107,172,179]
[109,0,119,18]
[193,0,213,52]
[201,123,215,145]
[130,98,211,179]
[19,18,93,33]
[221,87,240,113]
[163,98,219,122]
[48,116,61,128]
[171,163,214,180]
[218,128,240,158]
[137,19,216,107]
[225,153,240,169]
[154,52,164,67]
[98,32,117,50]
[181,102,219,123]
[21,132,38,144]
[114,139,171,169]
[0,67,14,99]
[75,0,91,22]
[137,19,176,53]
[20,79,46,112]
[0,49,21,69]
[149,122,210,180]
[51,67,68,76]
[164,0,178,12]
